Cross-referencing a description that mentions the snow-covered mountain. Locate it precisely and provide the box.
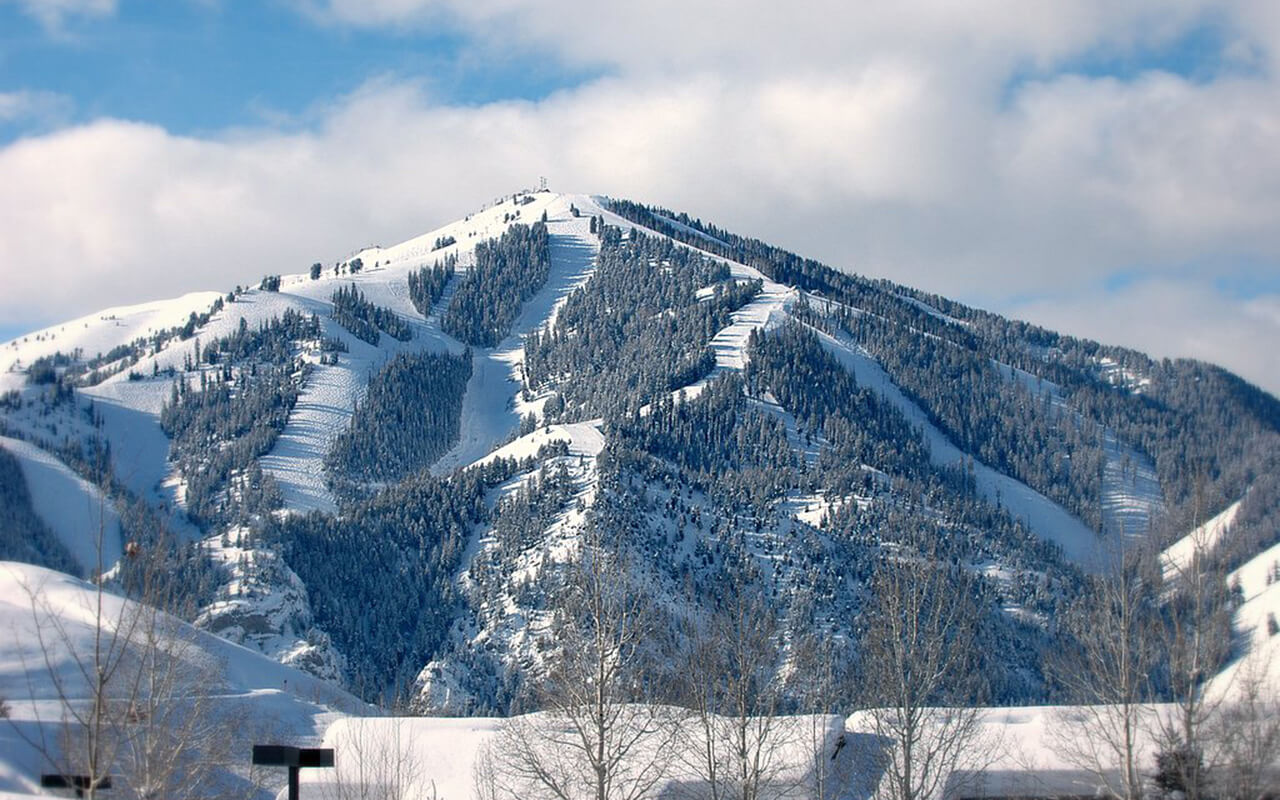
[1,190,1277,716]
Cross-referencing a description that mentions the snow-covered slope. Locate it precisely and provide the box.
[1156,493,1280,701]
[1205,536,1280,702]
[0,561,364,798]
[0,292,225,396]
[0,436,122,574]
[0,190,1105,565]
[804,327,1103,565]
[1161,499,1241,582]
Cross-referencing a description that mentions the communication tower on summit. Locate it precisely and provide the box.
[539,176,548,192]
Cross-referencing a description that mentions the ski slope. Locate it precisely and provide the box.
[1159,495,1280,701]
[809,327,1104,566]
[594,196,1107,567]
[465,421,606,471]
[431,209,600,474]
[0,292,226,396]
[994,362,1164,540]
[1207,539,1280,700]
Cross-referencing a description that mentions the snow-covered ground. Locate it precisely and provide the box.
[301,712,843,800]
[0,436,122,574]
[465,421,606,471]
[296,703,1245,800]
[1159,496,1280,702]
[0,292,226,396]
[1098,426,1164,540]
[1207,538,1280,700]
[0,561,364,798]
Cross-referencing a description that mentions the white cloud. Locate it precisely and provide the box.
[298,0,1229,80]
[1008,280,1280,397]
[0,90,72,126]
[2,0,116,30]
[2,1,1279,397]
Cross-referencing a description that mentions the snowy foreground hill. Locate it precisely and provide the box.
[0,561,364,799]
[0,190,1278,797]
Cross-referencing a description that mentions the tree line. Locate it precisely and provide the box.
[523,227,759,422]
[442,222,550,347]
[324,350,472,497]
[331,283,414,345]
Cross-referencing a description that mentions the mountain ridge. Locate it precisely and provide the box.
[0,189,1276,713]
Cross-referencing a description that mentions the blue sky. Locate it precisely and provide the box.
[1,0,1278,395]
[0,1,600,140]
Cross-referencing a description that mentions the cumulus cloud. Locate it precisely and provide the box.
[301,0,1221,76]
[2,1,1279,396]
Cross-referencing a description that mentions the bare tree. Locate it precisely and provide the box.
[677,560,798,800]
[488,529,676,800]
[859,555,985,800]
[473,740,502,800]
[1050,545,1161,800]
[108,599,233,800]
[791,629,852,800]
[1207,657,1280,800]
[9,532,234,800]
[323,717,426,800]
[1153,494,1234,800]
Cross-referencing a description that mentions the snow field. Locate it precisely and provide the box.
[0,561,364,798]
[301,704,1241,800]
[0,436,122,574]
[300,712,845,800]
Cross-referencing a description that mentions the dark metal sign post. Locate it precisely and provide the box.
[252,745,335,800]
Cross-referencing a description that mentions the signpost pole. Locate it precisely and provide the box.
[251,744,334,800]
